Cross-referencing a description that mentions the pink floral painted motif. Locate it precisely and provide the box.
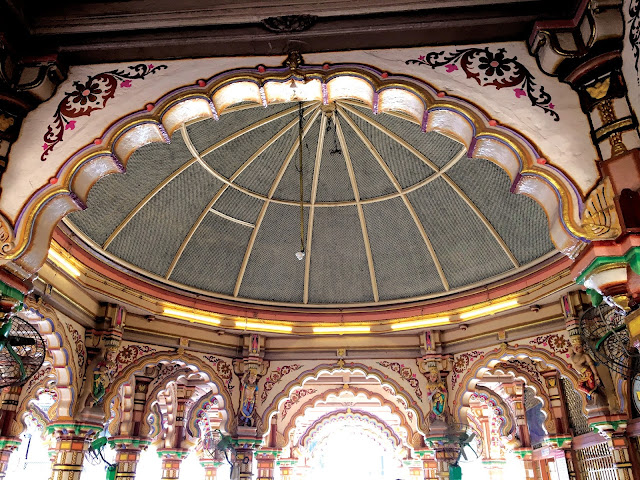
[65,323,86,371]
[261,364,302,401]
[450,350,484,388]
[377,361,423,401]
[529,334,570,356]
[281,388,317,418]
[203,355,234,393]
[115,344,157,373]
[41,63,167,161]
[407,47,559,121]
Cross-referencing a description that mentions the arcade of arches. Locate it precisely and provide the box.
[1,1,640,479]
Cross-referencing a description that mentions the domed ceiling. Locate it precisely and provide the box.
[66,100,555,307]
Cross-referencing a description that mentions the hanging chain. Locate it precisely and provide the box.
[298,102,305,253]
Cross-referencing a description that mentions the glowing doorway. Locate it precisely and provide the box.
[307,420,405,480]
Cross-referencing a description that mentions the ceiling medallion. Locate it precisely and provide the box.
[261,15,318,33]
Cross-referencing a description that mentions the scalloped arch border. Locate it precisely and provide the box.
[469,386,516,438]
[4,61,589,276]
[281,386,417,450]
[260,362,427,439]
[298,408,402,452]
[19,297,79,421]
[452,344,585,429]
[477,363,551,435]
[104,352,234,434]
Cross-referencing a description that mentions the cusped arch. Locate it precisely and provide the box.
[299,409,403,452]
[261,363,427,438]
[105,352,234,434]
[280,386,418,450]
[5,61,589,275]
[468,386,515,438]
[18,297,79,420]
[453,344,584,428]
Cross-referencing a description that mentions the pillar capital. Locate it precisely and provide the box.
[109,438,149,480]
[108,436,151,451]
[45,422,103,440]
[156,448,190,459]
[46,423,102,480]
[157,449,189,480]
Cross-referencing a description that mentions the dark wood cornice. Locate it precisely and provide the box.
[2,0,579,64]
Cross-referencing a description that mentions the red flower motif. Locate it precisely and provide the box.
[70,80,103,106]
[478,51,511,77]
[65,120,76,130]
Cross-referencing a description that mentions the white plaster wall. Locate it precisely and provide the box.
[1,42,596,223]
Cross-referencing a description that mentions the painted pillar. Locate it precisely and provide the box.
[511,381,531,447]
[256,450,278,480]
[157,449,189,480]
[416,449,437,480]
[46,422,102,480]
[0,386,22,436]
[541,370,571,435]
[131,374,154,437]
[108,437,150,480]
[0,438,20,479]
[200,459,222,480]
[276,458,297,480]
[562,449,578,480]
[608,433,635,480]
[514,449,535,480]
[431,442,459,480]
[482,459,505,480]
[0,385,24,479]
[233,428,260,480]
[235,448,254,480]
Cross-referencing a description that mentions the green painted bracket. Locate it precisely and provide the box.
[0,281,24,304]
[577,247,640,286]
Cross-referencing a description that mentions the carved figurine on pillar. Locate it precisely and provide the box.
[418,333,451,428]
[424,363,448,423]
[76,304,125,422]
[234,335,268,429]
[569,335,601,398]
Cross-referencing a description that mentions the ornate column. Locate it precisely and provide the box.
[541,370,571,436]
[108,437,150,480]
[482,459,505,480]
[276,457,297,480]
[256,450,278,480]
[200,458,222,480]
[233,430,261,480]
[0,438,20,479]
[415,449,437,480]
[514,449,535,480]
[156,449,189,480]
[0,384,23,478]
[46,422,103,480]
[425,439,459,480]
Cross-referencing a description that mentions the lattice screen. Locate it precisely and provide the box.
[561,377,590,435]
[575,442,616,480]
